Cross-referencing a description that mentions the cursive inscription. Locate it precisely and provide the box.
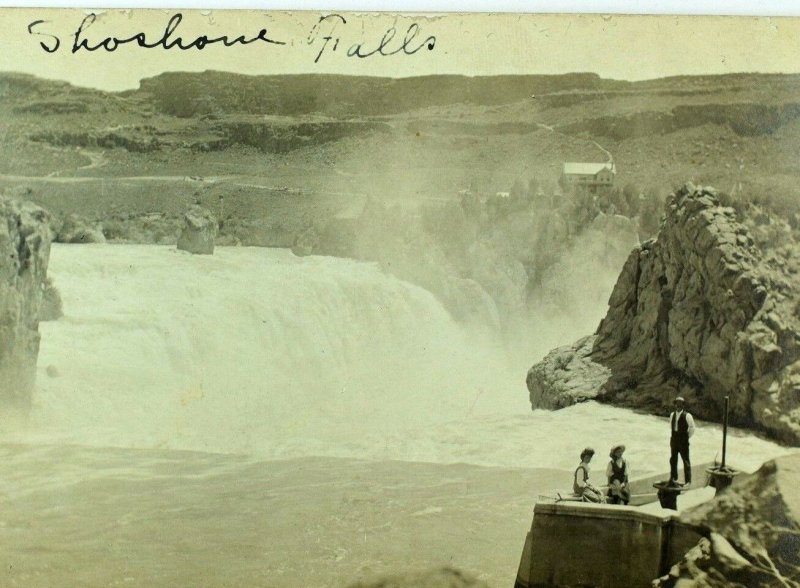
[308,14,436,63]
[28,20,61,53]
[28,13,286,54]
[26,12,437,62]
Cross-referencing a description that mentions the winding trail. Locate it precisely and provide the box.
[534,120,614,165]
[591,139,614,165]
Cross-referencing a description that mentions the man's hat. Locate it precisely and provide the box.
[675,396,685,403]
[610,444,626,457]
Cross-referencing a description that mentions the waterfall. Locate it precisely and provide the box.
[29,245,523,456]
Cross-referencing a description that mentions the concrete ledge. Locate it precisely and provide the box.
[517,466,719,587]
[535,500,674,523]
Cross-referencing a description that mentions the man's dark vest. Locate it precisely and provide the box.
[609,459,627,484]
[671,411,689,442]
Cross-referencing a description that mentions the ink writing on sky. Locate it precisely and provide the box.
[27,13,437,62]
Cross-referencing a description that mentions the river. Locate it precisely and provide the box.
[0,244,790,587]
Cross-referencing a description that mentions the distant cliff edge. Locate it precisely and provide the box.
[0,196,52,412]
[528,183,800,444]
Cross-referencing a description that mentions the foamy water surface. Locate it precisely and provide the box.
[12,245,792,475]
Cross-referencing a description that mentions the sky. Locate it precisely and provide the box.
[0,8,799,91]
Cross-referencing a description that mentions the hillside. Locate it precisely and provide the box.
[2,71,799,212]
[3,70,800,334]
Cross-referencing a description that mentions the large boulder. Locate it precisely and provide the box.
[0,196,52,411]
[55,213,105,243]
[655,454,800,587]
[527,335,610,409]
[527,184,800,443]
[177,206,216,254]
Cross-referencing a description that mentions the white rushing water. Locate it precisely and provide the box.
[16,244,792,476]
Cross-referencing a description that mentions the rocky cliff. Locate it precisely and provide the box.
[528,184,800,444]
[136,71,619,118]
[560,102,800,140]
[656,453,800,587]
[0,196,52,411]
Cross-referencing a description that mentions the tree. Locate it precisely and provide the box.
[623,183,641,216]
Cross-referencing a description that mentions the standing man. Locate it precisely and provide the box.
[669,396,696,486]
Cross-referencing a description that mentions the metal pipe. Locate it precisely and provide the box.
[722,396,729,469]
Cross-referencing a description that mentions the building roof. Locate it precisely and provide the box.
[562,162,616,176]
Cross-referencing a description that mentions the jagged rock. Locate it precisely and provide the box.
[345,567,490,588]
[528,184,800,443]
[655,454,800,587]
[56,213,105,244]
[39,276,63,321]
[177,206,216,255]
[586,212,641,255]
[654,533,770,588]
[527,336,611,408]
[0,196,52,411]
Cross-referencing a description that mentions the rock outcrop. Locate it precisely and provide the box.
[527,184,800,443]
[0,196,52,411]
[55,213,105,244]
[177,206,216,255]
[527,336,611,409]
[560,102,800,141]
[655,454,800,587]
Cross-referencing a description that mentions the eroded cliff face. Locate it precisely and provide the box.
[528,184,800,444]
[0,196,51,411]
